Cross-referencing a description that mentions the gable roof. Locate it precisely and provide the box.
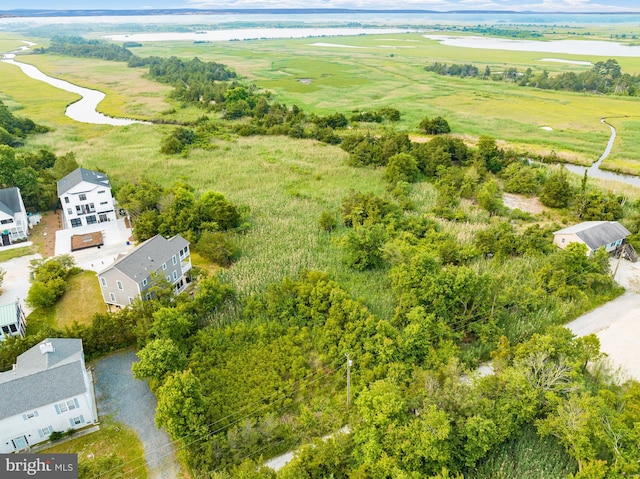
[57,167,111,197]
[0,338,87,420]
[98,234,189,282]
[0,187,23,216]
[553,221,631,251]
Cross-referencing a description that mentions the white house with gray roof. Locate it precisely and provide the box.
[0,338,97,453]
[98,234,191,310]
[57,167,116,229]
[0,301,26,342]
[553,221,631,256]
[0,187,29,246]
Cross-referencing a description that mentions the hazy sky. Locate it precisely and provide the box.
[2,0,639,13]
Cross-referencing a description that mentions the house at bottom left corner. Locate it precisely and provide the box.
[0,338,98,453]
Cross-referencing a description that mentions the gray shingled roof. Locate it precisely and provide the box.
[0,187,22,216]
[0,338,87,420]
[99,234,189,281]
[57,167,111,197]
[554,221,631,251]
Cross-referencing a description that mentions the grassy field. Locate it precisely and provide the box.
[42,417,148,479]
[3,26,640,316]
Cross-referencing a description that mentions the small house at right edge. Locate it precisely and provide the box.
[553,221,631,256]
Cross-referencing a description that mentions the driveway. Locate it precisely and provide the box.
[94,350,182,479]
[566,258,640,382]
[0,248,40,315]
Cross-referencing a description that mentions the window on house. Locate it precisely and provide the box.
[98,190,105,194]
[64,197,70,204]
[1,326,9,335]
[55,399,79,414]
[86,215,97,225]
[38,426,53,437]
[79,194,87,201]
[142,278,148,287]
[109,293,116,302]
[162,263,167,270]
[100,277,107,287]
[1,219,13,224]
[70,416,84,426]
[23,411,38,420]
[561,238,566,243]
[172,255,177,265]
[117,280,123,290]
[129,297,134,304]
[9,324,17,333]
[146,293,152,300]
[71,218,82,227]
[100,201,108,205]
[172,270,178,281]
[67,208,72,215]
[166,275,171,282]
[99,213,108,222]
[75,205,82,214]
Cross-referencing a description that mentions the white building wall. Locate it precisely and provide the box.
[60,181,116,229]
[0,388,96,453]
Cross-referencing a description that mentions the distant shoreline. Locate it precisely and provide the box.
[2,8,640,19]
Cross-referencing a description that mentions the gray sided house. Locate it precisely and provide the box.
[553,221,631,256]
[0,338,97,453]
[0,187,29,246]
[57,167,117,229]
[98,234,191,310]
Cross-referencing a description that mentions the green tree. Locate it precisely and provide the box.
[541,169,572,208]
[476,179,504,216]
[132,338,187,390]
[384,152,420,185]
[342,223,387,271]
[420,116,451,135]
[196,231,238,266]
[155,369,207,440]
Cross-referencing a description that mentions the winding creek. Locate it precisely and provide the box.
[2,37,640,187]
[1,44,148,126]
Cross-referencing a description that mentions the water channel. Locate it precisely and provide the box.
[2,32,640,187]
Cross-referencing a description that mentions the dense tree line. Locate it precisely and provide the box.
[34,36,134,62]
[426,58,640,95]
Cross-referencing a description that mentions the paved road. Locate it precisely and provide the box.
[566,259,640,382]
[94,350,181,479]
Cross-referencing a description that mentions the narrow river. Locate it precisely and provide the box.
[1,46,148,126]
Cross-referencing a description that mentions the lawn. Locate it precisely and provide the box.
[42,417,148,479]
[0,244,37,263]
[27,271,105,334]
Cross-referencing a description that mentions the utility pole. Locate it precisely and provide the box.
[346,354,352,409]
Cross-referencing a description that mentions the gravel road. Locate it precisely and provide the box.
[94,350,181,479]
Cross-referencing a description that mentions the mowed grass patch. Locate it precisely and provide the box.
[0,244,37,263]
[55,270,105,328]
[42,417,148,479]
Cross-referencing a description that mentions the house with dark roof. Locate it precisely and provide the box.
[0,187,29,246]
[0,301,26,342]
[0,338,97,453]
[97,234,191,310]
[57,167,116,229]
[553,221,631,256]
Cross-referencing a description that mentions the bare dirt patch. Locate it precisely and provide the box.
[502,192,546,215]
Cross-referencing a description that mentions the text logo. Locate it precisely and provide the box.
[1,454,78,478]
